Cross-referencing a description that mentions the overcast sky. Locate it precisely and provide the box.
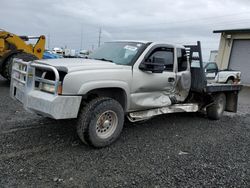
[1,0,250,60]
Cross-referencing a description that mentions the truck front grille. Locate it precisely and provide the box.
[12,59,65,95]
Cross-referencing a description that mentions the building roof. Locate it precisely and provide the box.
[213,28,250,34]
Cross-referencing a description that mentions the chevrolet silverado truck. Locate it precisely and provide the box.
[10,41,242,147]
[204,62,241,84]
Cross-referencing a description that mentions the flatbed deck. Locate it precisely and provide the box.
[205,83,242,93]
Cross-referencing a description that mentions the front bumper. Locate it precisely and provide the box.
[11,85,82,120]
[10,59,82,119]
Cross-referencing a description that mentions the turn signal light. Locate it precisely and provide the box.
[58,84,62,95]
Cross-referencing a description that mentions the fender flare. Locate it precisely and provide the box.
[226,74,236,80]
[223,74,236,83]
[77,80,130,110]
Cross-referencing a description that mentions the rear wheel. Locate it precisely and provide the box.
[2,52,37,80]
[207,93,226,120]
[77,97,124,148]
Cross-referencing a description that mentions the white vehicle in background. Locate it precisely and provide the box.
[52,47,63,57]
[204,62,241,84]
[64,49,76,58]
[78,50,90,58]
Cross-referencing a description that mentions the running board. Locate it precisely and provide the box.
[127,103,199,122]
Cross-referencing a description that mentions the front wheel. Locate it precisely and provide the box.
[77,97,124,148]
[206,93,226,120]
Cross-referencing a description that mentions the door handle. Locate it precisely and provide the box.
[168,77,175,83]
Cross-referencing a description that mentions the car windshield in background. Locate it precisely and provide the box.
[88,42,145,65]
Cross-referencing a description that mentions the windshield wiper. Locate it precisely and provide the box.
[93,58,113,63]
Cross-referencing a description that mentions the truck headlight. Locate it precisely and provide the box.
[41,82,62,95]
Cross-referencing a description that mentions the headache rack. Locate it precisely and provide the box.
[183,41,242,94]
[184,41,207,93]
[184,41,204,68]
[12,59,61,95]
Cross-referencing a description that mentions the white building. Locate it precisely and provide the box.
[214,28,250,85]
[209,50,218,62]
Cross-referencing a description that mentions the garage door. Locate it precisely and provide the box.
[229,39,250,85]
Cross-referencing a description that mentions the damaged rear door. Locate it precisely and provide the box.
[130,45,177,111]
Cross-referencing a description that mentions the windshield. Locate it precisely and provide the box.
[89,42,146,65]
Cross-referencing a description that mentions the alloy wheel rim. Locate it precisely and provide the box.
[96,110,118,139]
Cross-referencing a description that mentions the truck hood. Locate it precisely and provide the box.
[34,58,129,72]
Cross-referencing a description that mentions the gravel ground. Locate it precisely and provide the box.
[0,76,249,188]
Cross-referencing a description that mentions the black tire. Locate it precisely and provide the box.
[77,97,124,148]
[2,52,37,80]
[207,93,226,120]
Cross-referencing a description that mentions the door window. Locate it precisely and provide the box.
[177,48,188,72]
[147,48,174,72]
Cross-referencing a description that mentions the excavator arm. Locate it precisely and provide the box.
[0,30,46,80]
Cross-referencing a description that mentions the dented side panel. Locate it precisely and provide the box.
[129,43,191,111]
[128,103,199,122]
[174,70,191,102]
[130,69,176,111]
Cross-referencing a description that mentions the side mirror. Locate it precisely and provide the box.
[139,57,165,73]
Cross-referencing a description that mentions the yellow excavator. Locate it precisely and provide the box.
[0,30,46,80]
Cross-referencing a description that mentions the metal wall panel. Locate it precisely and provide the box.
[229,39,250,84]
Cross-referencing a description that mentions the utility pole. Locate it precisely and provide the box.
[80,24,83,50]
[98,27,102,47]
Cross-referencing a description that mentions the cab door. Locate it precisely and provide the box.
[205,63,218,80]
[130,45,176,111]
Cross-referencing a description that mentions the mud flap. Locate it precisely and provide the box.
[225,92,239,113]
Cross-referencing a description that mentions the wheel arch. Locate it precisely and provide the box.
[226,75,235,82]
[81,86,129,112]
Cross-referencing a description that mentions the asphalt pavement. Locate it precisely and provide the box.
[0,76,249,188]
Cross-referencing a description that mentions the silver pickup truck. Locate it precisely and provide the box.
[10,41,242,147]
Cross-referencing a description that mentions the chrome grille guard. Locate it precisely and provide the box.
[12,59,60,95]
